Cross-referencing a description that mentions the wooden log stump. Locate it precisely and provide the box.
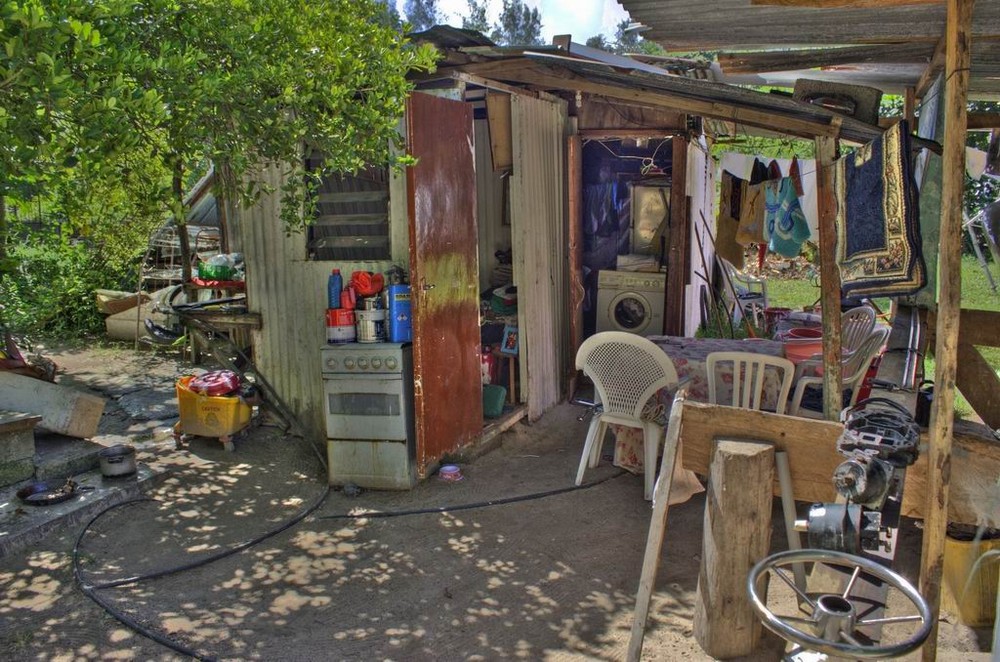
[694,439,775,659]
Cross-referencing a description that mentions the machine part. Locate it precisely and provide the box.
[838,398,920,468]
[799,503,884,554]
[833,454,893,508]
[747,549,932,659]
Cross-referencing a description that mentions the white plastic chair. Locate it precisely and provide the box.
[841,305,877,354]
[789,327,890,419]
[575,332,679,500]
[719,258,769,327]
[706,351,796,415]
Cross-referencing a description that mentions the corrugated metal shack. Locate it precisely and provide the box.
[228,26,913,480]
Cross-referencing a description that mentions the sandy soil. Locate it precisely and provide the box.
[0,342,992,660]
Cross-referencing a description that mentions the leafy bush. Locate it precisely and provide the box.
[1,231,132,336]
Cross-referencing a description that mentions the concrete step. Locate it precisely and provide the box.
[33,433,102,480]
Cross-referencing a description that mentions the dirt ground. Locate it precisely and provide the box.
[0,342,992,660]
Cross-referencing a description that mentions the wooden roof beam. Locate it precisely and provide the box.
[490,64,845,140]
[718,43,935,74]
[915,35,947,98]
[751,0,942,6]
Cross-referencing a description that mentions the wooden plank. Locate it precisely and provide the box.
[316,190,388,204]
[955,342,1000,432]
[718,43,935,75]
[490,64,847,141]
[966,112,1000,129]
[916,35,947,99]
[0,372,105,439]
[577,129,685,140]
[677,401,1000,525]
[693,439,774,659]
[815,133,844,420]
[665,135,689,336]
[905,86,917,127]
[567,133,584,399]
[627,390,684,662]
[920,2,973,658]
[486,92,513,172]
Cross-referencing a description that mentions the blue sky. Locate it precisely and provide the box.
[396,0,631,43]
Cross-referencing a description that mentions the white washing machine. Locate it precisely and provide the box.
[596,270,667,335]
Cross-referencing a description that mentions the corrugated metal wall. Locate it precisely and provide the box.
[474,118,510,292]
[686,136,716,337]
[510,95,568,421]
[235,161,406,440]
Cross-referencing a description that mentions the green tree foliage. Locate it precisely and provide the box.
[584,20,666,56]
[585,35,610,50]
[462,0,490,33]
[404,0,440,32]
[1,0,437,335]
[491,0,542,46]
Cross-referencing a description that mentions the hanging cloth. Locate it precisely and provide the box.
[736,159,770,246]
[716,170,746,269]
[766,177,812,258]
[834,120,925,297]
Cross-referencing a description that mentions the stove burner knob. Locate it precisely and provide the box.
[385,357,398,370]
[325,357,338,370]
[343,358,355,369]
[371,357,383,369]
[357,357,369,369]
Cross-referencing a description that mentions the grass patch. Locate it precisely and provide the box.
[765,255,999,422]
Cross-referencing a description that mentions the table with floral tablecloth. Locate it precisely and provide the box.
[613,335,787,475]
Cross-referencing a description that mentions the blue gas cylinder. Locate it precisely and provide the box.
[328,269,342,309]
[386,284,412,342]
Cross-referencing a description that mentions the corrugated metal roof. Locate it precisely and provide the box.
[620,0,1000,97]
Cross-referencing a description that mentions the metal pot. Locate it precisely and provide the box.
[99,444,137,477]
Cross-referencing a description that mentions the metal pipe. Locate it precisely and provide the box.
[776,451,808,597]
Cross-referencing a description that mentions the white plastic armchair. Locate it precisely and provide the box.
[789,327,890,419]
[575,332,679,500]
[719,258,769,327]
[841,305,877,354]
[706,351,796,415]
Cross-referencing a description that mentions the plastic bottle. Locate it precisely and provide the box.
[328,269,343,309]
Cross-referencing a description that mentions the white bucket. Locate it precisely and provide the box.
[356,309,386,343]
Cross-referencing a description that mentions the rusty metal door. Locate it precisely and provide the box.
[406,92,482,475]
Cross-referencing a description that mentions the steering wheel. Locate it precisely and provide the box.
[747,549,932,659]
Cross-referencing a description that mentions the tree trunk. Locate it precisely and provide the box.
[173,160,192,284]
[0,193,7,272]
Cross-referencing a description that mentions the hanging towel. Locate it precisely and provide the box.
[834,120,925,297]
[716,171,746,269]
[766,177,811,258]
[790,157,805,197]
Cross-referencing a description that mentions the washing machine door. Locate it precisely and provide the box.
[606,291,653,334]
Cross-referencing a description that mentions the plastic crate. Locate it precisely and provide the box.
[175,375,251,438]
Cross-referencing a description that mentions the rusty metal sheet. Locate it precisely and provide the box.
[406,92,482,476]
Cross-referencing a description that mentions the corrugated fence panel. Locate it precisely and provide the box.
[236,162,395,441]
[510,95,568,421]
[686,137,716,337]
[475,118,510,292]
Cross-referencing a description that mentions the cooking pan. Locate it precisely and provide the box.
[16,480,84,506]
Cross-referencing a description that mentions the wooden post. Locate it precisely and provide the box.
[567,133,584,399]
[814,134,843,420]
[665,135,689,336]
[693,440,775,659]
[627,390,685,662]
[904,86,917,128]
[920,1,973,659]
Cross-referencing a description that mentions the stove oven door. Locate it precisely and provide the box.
[323,376,407,441]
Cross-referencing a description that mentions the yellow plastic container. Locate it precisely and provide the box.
[175,375,251,438]
[942,534,1000,627]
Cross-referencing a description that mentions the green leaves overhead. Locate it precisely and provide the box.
[1,0,437,226]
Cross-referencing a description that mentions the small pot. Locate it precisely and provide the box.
[99,444,137,477]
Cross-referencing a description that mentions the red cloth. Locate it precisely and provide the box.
[190,277,245,291]
[189,370,241,396]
